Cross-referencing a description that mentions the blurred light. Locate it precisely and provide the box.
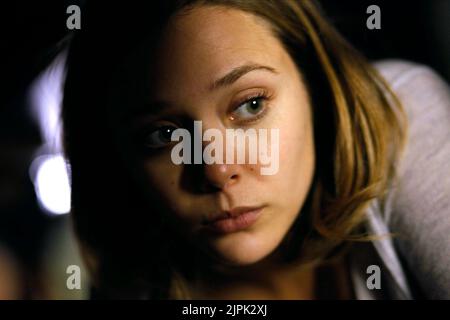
[30,154,71,215]
[29,51,67,154]
[28,51,71,215]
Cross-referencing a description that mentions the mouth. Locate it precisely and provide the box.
[203,206,264,234]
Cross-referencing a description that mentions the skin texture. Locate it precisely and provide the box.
[129,6,316,297]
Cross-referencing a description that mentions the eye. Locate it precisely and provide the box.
[141,125,178,149]
[231,95,268,122]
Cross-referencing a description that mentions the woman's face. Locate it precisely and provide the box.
[131,6,315,266]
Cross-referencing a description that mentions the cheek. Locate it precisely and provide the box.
[275,99,315,205]
[143,160,200,226]
[143,159,182,204]
[280,118,313,173]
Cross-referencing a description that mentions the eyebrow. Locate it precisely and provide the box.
[209,63,278,91]
[131,63,278,119]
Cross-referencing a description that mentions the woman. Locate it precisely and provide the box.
[62,0,450,299]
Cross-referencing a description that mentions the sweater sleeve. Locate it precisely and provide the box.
[375,60,450,299]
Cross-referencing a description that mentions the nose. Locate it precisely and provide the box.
[203,163,240,191]
[198,121,242,191]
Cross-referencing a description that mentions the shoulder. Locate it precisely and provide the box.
[374,59,450,119]
[372,60,450,298]
[374,59,450,182]
[374,60,450,175]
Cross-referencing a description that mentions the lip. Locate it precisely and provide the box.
[204,206,264,234]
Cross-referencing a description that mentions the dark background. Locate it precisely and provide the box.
[1,0,449,299]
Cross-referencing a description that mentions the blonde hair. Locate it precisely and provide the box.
[62,0,406,299]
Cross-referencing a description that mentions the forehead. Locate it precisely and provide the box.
[149,5,287,98]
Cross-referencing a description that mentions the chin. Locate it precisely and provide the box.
[206,230,281,266]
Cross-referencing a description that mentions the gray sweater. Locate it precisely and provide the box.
[350,60,450,299]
